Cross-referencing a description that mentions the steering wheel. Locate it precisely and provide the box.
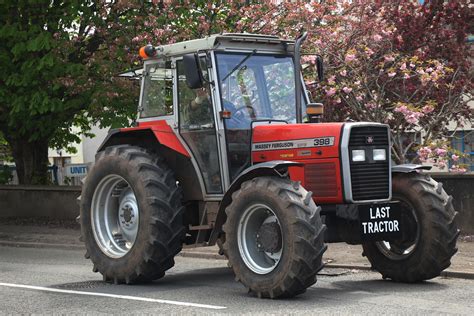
[221,101,254,128]
[233,105,256,120]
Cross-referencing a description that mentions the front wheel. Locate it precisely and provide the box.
[223,177,327,298]
[362,173,459,282]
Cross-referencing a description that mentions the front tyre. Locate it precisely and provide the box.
[223,177,327,298]
[362,173,459,282]
[80,145,185,284]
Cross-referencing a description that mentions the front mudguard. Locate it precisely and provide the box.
[209,161,303,245]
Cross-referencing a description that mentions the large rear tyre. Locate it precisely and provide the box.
[80,145,185,284]
[362,173,459,282]
[223,177,327,298]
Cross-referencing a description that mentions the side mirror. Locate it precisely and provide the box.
[316,55,324,82]
[183,53,204,89]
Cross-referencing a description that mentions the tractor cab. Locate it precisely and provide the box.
[136,33,319,197]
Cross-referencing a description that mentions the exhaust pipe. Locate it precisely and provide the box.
[294,32,308,124]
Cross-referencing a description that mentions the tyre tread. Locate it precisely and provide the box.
[222,176,326,298]
[363,173,459,282]
[80,145,185,284]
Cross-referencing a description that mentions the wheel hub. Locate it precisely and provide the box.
[91,175,139,258]
[120,204,135,225]
[256,221,282,253]
[118,191,139,235]
[375,198,420,260]
[237,204,283,274]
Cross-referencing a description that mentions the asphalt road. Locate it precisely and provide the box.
[0,246,473,314]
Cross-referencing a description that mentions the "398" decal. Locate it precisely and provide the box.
[314,137,335,147]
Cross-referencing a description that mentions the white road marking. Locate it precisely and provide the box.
[0,282,226,310]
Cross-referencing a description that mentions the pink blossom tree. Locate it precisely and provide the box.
[310,1,473,171]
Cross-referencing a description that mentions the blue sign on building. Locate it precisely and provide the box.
[65,164,89,177]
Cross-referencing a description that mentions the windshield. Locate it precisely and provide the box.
[216,53,300,125]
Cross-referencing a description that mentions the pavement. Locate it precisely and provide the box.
[2,247,474,314]
[0,221,473,280]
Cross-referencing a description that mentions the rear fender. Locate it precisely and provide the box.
[209,160,303,245]
[97,126,204,201]
[98,124,190,157]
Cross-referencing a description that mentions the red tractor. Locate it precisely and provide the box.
[79,33,459,298]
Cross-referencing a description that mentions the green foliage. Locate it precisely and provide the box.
[0,132,12,184]
[0,165,13,185]
[0,1,144,183]
[1,1,140,142]
[0,133,12,162]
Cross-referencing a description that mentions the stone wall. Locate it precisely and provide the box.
[0,174,473,233]
[0,185,81,220]
[432,174,474,234]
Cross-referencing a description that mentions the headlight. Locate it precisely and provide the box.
[352,149,365,162]
[373,149,386,161]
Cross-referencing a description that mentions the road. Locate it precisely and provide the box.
[0,246,473,314]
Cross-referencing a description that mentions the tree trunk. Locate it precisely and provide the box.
[8,137,50,185]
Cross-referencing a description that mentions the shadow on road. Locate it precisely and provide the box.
[329,278,449,293]
[157,267,234,286]
[51,267,234,291]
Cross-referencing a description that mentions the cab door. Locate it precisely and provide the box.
[176,59,223,194]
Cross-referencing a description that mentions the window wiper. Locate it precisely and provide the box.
[221,49,257,81]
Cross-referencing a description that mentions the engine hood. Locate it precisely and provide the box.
[251,123,344,161]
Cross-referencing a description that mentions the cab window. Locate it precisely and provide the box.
[140,61,173,118]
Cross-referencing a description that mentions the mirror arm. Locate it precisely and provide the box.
[195,50,214,85]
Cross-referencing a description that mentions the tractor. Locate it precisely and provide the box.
[79,33,459,299]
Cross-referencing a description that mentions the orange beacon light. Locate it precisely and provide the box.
[139,44,156,59]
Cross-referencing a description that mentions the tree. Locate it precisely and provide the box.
[0,1,142,184]
[313,1,473,171]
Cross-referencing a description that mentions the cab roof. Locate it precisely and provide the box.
[118,33,296,78]
[154,33,295,57]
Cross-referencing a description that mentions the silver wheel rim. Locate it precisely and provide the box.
[237,204,283,274]
[91,174,139,258]
[375,198,420,260]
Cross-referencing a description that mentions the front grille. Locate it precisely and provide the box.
[305,163,338,197]
[349,126,390,201]
[350,163,389,200]
[349,126,389,147]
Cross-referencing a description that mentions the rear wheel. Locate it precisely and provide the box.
[362,173,459,282]
[80,145,185,283]
[223,177,327,298]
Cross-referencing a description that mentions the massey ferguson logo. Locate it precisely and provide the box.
[366,136,374,144]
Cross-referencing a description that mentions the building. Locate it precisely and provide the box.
[47,125,109,185]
